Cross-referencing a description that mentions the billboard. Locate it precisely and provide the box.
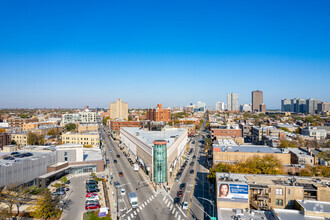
[217,181,249,203]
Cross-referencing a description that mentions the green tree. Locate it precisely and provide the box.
[128,116,133,121]
[168,122,173,126]
[27,132,39,145]
[30,188,61,219]
[204,138,212,146]
[65,123,76,132]
[90,171,97,179]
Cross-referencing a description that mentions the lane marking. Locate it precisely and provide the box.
[170,204,173,210]
[178,215,181,220]
[142,203,145,208]
[134,211,137,215]
[131,213,134,218]
[163,196,166,201]
[175,211,178,218]
[127,217,131,220]
[172,208,175,214]
[137,208,140,213]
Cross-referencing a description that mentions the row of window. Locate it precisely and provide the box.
[65,137,98,141]
[63,141,96,145]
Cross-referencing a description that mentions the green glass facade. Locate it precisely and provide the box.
[153,142,167,183]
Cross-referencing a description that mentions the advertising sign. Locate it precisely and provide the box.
[217,181,249,203]
[98,212,106,217]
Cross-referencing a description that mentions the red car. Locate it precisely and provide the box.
[85,203,101,210]
[86,192,98,198]
[177,191,183,197]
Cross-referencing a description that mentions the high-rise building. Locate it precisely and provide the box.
[240,104,252,112]
[109,98,128,120]
[147,104,171,122]
[317,102,330,113]
[227,93,239,111]
[281,99,291,112]
[215,102,225,111]
[252,90,263,112]
[307,99,322,114]
[259,104,266,113]
[197,101,206,112]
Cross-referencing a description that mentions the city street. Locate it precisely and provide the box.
[100,123,187,220]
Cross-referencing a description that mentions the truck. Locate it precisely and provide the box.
[128,192,138,208]
[133,163,139,172]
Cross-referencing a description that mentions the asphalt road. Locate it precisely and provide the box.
[99,124,187,220]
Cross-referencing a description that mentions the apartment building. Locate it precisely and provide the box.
[251,126,285,145]
[61,132,100,147]
[61,109,97,125]
[252,90,263,112]
[211,125,243,139]
[147,104,171,122]
[301,126,327,140]
[0,133,10,150]
[109,120,141,139]
[109,98,128,120]
[23,121,58,131]
[216,172,330,212]
[289,147,315,166]
[8,117,38,127]
[77,123,98,133]
[10,132,28,147]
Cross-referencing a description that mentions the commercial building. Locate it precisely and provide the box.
[10,132,28,147]
[147,104,171,122]
[0,133,10,150]
[1,145,18,153]
[109,98,128,120]
[318,102,330,113]
[307,99,322,114]
[61,132,100,147]
[211,125,243,139]
[213,145,291,165]
[120,127,188,186]
[109,120,141,139]
[227,93,239,111]
[252,90,263,112]
[23,121,58,132]
[0,144,104,188]
[281,98,324,114]
[216,172,330,213]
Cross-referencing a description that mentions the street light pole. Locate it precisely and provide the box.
[198,197,215,219]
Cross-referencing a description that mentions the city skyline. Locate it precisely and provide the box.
[0,0,329,108]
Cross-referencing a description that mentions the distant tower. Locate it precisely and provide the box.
[227,93,239,111]
[252,90,263,112]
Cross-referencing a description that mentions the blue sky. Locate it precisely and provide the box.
[0,0,329,109]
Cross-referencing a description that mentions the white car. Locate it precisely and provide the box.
[182,201,188,210]
[86,196,100,201]
[121,189,126,196]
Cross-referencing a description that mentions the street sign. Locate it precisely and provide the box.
[98,212,106,217]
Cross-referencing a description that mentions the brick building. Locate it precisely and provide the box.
[147,104,171,122]
[7,117,38,127]
[211,128,242,139]
[0,133,10,150]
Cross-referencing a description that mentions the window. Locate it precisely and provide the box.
[276,199,283,206]
[64,152,68,161]
[276,188,283,195]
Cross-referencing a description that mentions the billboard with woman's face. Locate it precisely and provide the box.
[217,181,249,203]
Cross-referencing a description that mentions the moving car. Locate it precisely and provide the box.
[128,192,138,208]
[190,169,194,174]
[114,181,121,189]
[114,160,118,164]
[116,154,120,158]
[173,197,180,204]
[177,191,183,197]
[190,162,194,166]
[182,201,188,210]
[120,188,126,196]
[119,172,124,177]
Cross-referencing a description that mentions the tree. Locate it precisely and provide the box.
[65,123,76,132]
[10,140,16,145]
[90,171,97,179]
[168,122,173,126]
[0,185,30,218]
[0,128,6,133]
[30,188,61,219]
[27,132,39,145]
[103,117,110,125]
[204,138,212,146]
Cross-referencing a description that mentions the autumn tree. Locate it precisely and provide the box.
[30,188,61,219]
[102,117,109,125]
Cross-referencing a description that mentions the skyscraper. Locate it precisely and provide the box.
[109,98,128,120]
[227,93,239,111]
[215,102,225,111]
[252,90,263,112]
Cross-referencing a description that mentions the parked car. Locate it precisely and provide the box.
[192,155,196,159]
[177,191,183,197]
[23,152,33,157]
[116,154,120,158]
[86,180,98,185]
[10,152,20,155]
[114,160,118,164]
[175,177,180,182]
[57,187,69,192]
[86,192,98,198]
[174,197,180,204]
[85,203,101,210]
[121,188,126,196]
[179,183,186,190]
[182,201,188,210]
[190,169,194,174]
[86,184,98,189]
[190,162,194,166]
[3,156,15,160]
[86,188,100,193]
[86,195,100,201]
[53,191,66,196]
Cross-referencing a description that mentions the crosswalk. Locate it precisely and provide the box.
[123,195,184,220]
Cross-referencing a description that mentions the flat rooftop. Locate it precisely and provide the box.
[215,139,238,146]
[213,145,283,153]
[273,209,325,220]
[218,208,270,220]
[288,148,314,158]
[121,127,186,148]
[297,200,330,214]
[0,150,55,166]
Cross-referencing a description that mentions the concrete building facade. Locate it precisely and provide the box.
[61,132,100,147]
[252,90,263,112]
[10,133,28,147]
[227,93,239,111]
[109,98,128,120]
